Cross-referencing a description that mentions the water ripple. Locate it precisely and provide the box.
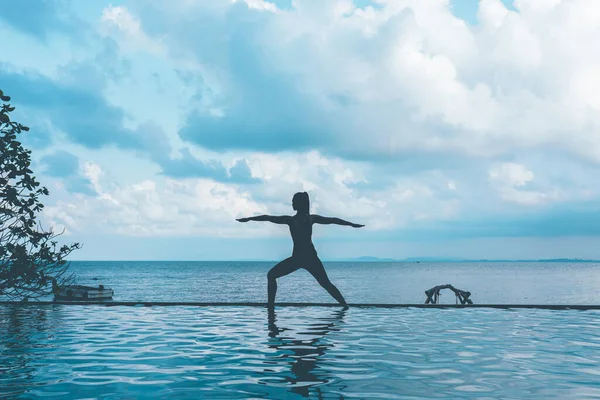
[1,306,600,399]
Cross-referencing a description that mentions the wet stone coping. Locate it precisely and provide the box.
[1,301,600,310]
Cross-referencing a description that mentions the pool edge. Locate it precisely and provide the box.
[1,301,600,310]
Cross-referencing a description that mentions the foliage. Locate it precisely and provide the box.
[0,89,81,300]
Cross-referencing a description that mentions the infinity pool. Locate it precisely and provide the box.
[1,305,599,399]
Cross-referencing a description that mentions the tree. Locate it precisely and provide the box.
[1,89,81,301]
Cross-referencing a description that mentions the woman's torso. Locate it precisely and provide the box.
[289,214,317,258]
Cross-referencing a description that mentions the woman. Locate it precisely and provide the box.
[237,192,364,308]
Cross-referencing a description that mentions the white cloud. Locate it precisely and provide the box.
[12,0,600,249]
[43,175,270,238]
[82,162,103,192]
[489,162,534,188]
[40,151,466,237]
[100,5,165,56]
[488,162,562,206]
[497,187,552,206]
[154,0,600,160]
[478,0,510,29]
[234,0,278,12]
[95,0,600,163]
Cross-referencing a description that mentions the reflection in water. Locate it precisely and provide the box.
[2,306,600,399]
[0,306,56,398]
[262,307,347,399]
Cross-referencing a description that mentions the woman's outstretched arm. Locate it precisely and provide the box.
[311,215,364,228]
[236,215,292,225]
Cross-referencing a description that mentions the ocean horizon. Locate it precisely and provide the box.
[7,260,597,305]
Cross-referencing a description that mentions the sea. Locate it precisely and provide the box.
[23,260,600,304]
[2,261,600,399]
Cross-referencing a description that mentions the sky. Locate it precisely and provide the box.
[2,0,600,261]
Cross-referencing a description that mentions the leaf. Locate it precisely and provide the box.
[0,89,81,300]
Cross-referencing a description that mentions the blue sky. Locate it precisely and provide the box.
[2,0,600,260]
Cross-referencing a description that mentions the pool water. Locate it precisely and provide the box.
[1,305,600,399]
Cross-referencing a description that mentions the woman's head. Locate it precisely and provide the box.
[292,192,310,213]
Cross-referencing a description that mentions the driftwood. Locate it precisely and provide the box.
[425,284,473,305]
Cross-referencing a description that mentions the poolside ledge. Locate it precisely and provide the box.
[1,301,600,310]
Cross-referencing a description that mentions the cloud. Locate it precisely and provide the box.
[38,150,96,195]
[40,150,80,177]
[229,159,261,184]
[7,0,600,258]
[0,66,142,149]
[102,0,600,167]
[42,163,270,237]
[59,37,133,90]
[36,146,600,245]
[100,5,166,56]
[1,51,258,185]
[36,152,410,237]
[154,147,261,184]
[489,162,534,188]
[0,0,84,41]
[488,162,564,206]
[428,203,600,239]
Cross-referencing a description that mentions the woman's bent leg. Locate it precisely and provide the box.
[306,258,348,306]
[267,257,299,307]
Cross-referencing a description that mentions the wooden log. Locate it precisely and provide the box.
[425,284,473,304]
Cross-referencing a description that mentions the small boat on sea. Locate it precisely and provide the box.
[53,283,114,301]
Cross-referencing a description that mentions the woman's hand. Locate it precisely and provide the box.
[236,218,251,223]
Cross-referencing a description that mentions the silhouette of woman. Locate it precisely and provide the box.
[237,192,364,308]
